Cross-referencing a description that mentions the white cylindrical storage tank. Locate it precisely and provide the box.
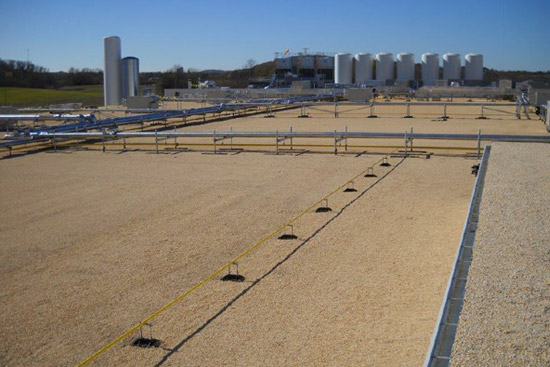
[354,53,372,84]
[396,53,414,81]
[375,53,393,82]
[334,53,353,85]
[121,57,139,101]
[421,53,439,86]
[103,36,122,106]
[442,53,461,80]
[465,53,483,81]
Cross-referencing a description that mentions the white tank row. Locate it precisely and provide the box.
[334,52,483,85]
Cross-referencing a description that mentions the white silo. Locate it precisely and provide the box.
[421,53,439,86]
[354,53,372,84]
[103,36,122,106]
[443,53,461,80]
[396,53,414,81]
[465,53,483,81]
[334,53,353,85]
[122,57,140,101]
[375,53,394,82]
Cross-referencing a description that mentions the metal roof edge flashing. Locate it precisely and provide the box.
[423,145,491,367]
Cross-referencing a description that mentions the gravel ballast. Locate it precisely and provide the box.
[0,151,475,366]
[450,142,550,366]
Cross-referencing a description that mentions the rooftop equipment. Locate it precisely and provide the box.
[103,36,122,106]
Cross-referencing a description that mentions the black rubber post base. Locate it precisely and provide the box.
[278,233,298,240]
[222,274,245,282]
[132,338,162,348]
[315,207,332,213]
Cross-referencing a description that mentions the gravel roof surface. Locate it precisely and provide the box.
[451,142,550,366]
[0,151,475,366]
[101,155,474,367]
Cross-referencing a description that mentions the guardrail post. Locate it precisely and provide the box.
[101,131,105,153]
[404,130,408,157]
[404,103,413,118]
[276,130,279,155]
[155,130,158,154]
[410,126,414,152]
[368,103,377,118]
[334,102,338,118]
[345,125,348,151]
[230,126,233,150]
[123,137,126,151]
[334,130,337,155]
[290,126,293,150]
[477,129,481,159]
[213,129,217,154]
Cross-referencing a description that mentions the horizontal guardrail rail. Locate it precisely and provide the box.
[16,130,550,142]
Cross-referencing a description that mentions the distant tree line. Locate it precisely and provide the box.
[152,60,275,92]
[0,59,104,89]
[2,57,549,93]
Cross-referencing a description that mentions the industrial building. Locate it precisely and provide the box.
[273,53,334,87]
[273,51,485,88]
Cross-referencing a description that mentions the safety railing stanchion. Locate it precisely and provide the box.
[477,129,481,158]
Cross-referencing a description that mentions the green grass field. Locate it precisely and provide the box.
[0,85,103,106]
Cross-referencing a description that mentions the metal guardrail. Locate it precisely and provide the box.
[4,129,548,157]
[9,95,333,137]
[18,130,550,142]
[424,145,491,367]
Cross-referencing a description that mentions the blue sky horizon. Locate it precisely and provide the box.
[0,0,548,73]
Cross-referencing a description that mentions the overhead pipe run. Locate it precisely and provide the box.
[7,94,334,139]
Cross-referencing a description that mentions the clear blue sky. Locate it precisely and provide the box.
[0,0,548,72]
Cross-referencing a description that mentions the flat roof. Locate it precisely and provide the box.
[451,142,550,365]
